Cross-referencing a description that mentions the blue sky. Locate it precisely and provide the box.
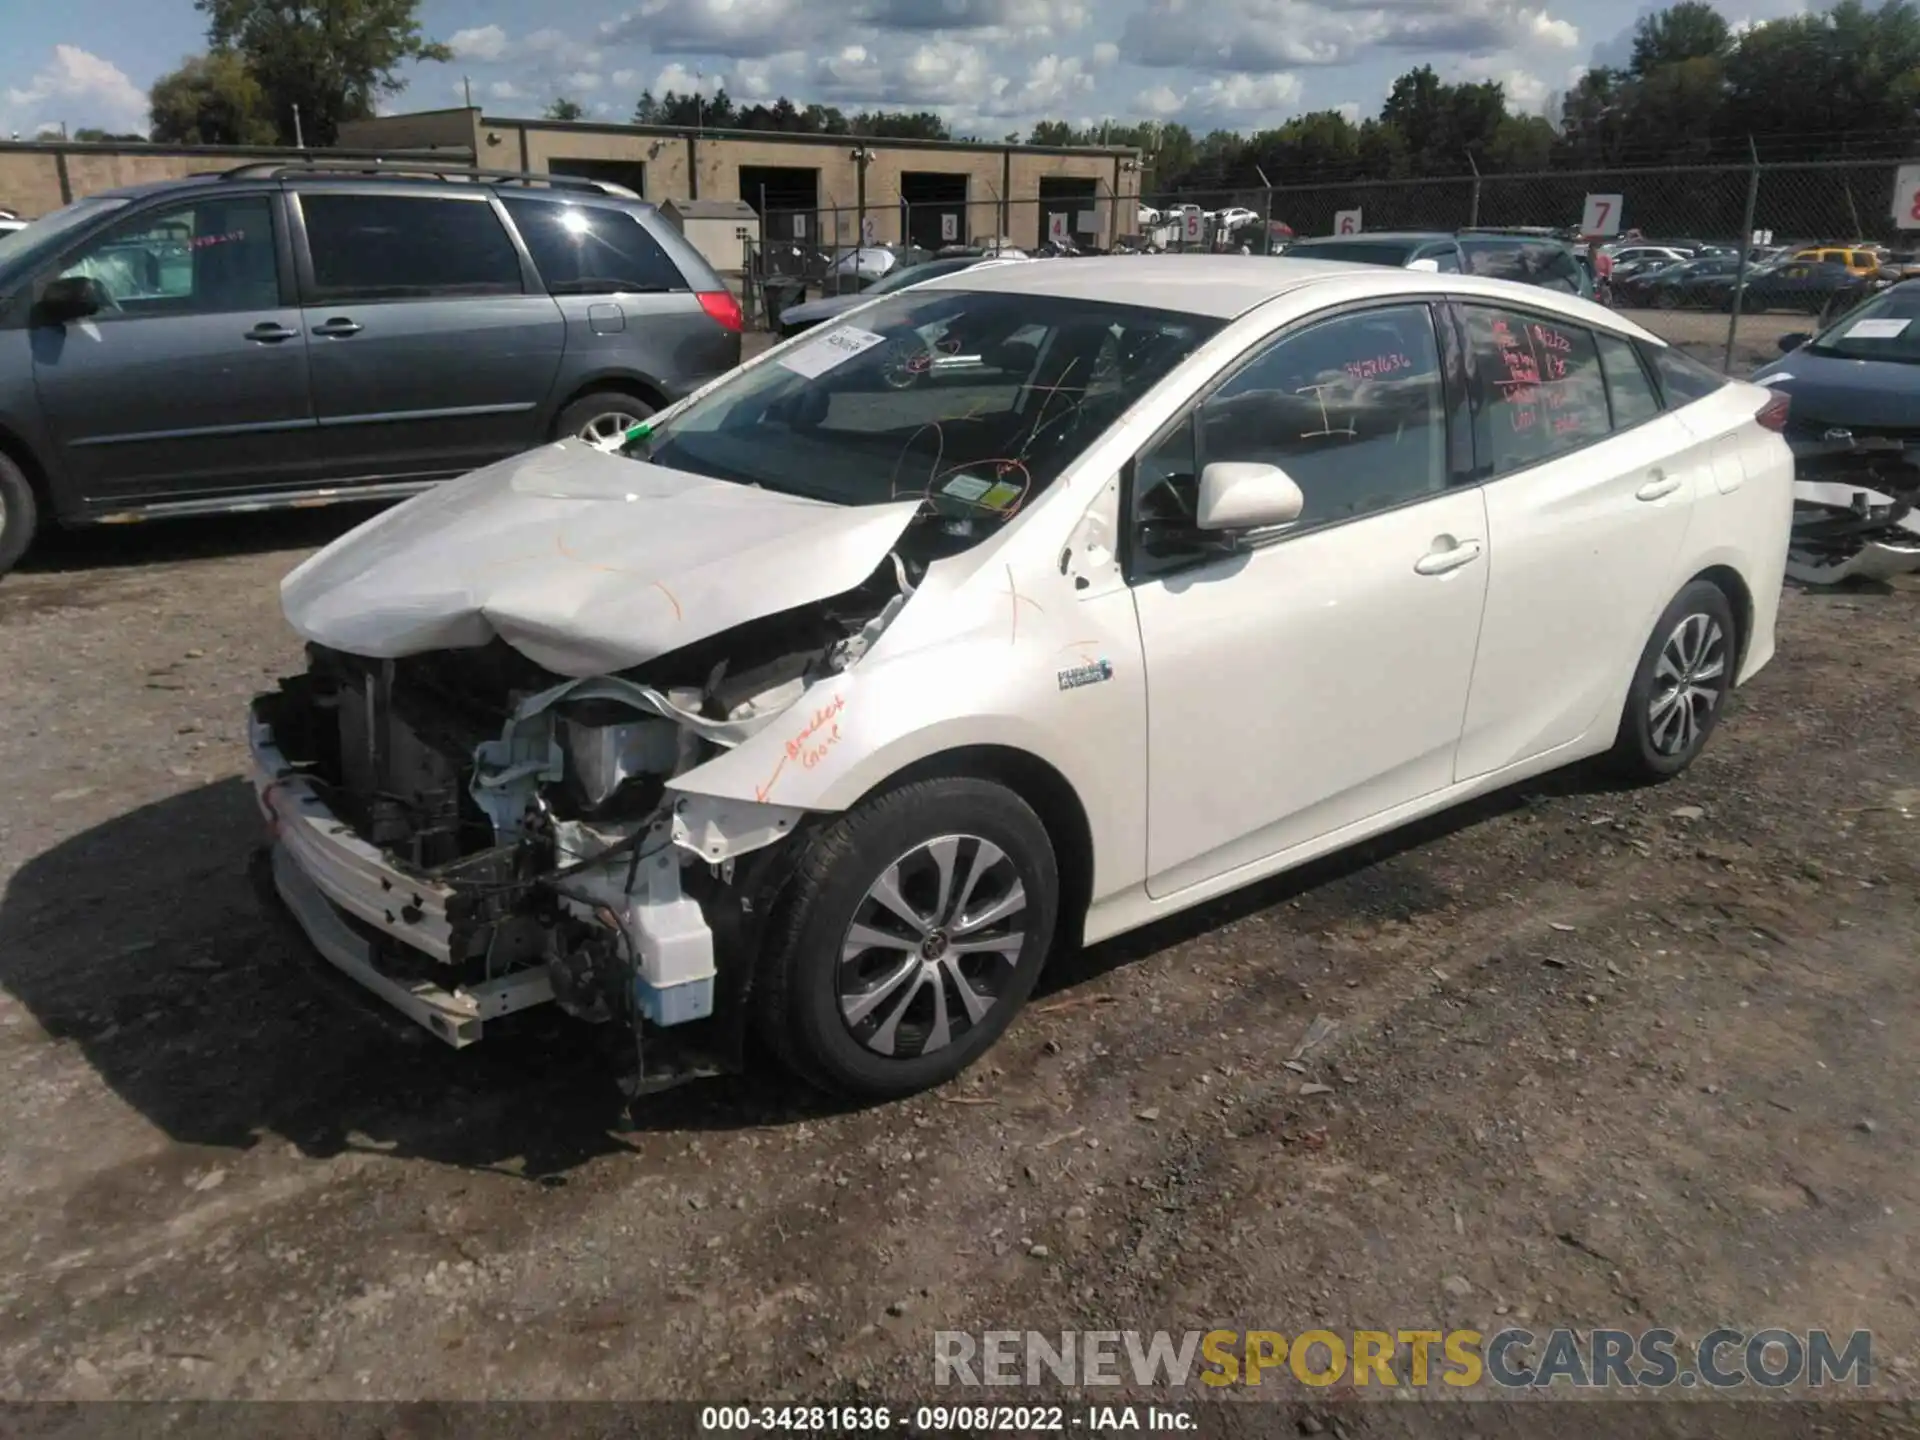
[2,0,1811,142]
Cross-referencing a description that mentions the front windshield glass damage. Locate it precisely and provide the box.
[625,289,1224,557]
[1807,285,1920,364]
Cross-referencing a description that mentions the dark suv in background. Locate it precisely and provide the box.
[0,162,744,577]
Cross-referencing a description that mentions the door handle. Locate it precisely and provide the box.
[311,318,363,338]
[1636,470,1684,502]
[1413,538,1483,576]
[245,322,298,343]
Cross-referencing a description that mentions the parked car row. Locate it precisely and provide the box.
[1277,229,1595,299]
[0,161,746,575]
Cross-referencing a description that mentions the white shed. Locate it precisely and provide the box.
[660,198,761,276]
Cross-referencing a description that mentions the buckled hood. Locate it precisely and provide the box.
[280,439,921,677]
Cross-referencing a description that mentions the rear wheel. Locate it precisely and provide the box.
[755,776,1058,1099]
[0,451,39,580]
[1605,580,1737,782]
[554,391,655,452]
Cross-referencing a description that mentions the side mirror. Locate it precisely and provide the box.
[1196,461,1305,532]
[37,275,108,324]
[1406,257,1441,273]
[1777,332,1810,353]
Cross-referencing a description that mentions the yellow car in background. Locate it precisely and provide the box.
[1791,246,1884,276]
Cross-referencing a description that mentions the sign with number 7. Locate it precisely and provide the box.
[1581,193,1624,237]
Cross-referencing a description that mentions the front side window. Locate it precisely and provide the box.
[55,196,277,316]
[1129,303,1448,575]
[1462,305,1610,476]
[499,195,685,294]
[633,290,1221,563]
[299,193,523,299]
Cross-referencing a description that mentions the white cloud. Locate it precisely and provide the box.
[2,44,147,137]
[1126,70,1303,129]
[1091,40,1119,68]
[651,62,727,96]
[449,24,510,62]
[565,70,605,92]
[1334,100,1362,124]
[1135,83,1186,117]
[1122,0,1579,73]
[488,80,525,100]
[1496,67,1551,114]
[612,68,638,86]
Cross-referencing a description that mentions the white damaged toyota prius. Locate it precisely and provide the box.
[251,256,1793,1098]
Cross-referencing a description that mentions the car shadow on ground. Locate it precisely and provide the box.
[18,501,400,576]
[0,763,1645,1180]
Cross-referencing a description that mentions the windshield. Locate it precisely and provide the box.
[631,289,1222,557]
[0,196,129,276]
[1805,284,1920,364]
[1286,239,1419,267]
[863,258,985,296]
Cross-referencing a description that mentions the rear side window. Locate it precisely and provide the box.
[1595,332,1662,429]
[1462,305,1611,476]
[300,193,523,299]
[1646,343,1729,408]
[500,195,687,294]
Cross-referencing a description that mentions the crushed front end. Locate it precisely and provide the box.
[1786,437,1920,586]
[249,572,904,1070]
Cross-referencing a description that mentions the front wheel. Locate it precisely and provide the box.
[755,776,1059,1099]
[1604,580,1737,782]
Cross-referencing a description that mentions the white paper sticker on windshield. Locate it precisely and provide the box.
[941,473,992,502]
[1843,318,1911,339]
[780,325,886,379]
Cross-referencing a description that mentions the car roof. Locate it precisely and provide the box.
[1289,231,1447,244]
[925,254,1637,327]
[89,169,657,211]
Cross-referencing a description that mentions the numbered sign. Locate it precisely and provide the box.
[1048,211,1070,244]
[940,212,958,242]
[1581,193,1624,236]
[1182,208,1204,243]
[1076,210,1097,234]
[792,213,807,239]
[860,214,877,246]
[1334,209,1362,235]
[1894,165,1920,231]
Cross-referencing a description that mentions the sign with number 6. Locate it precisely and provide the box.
[1334,209,1362,235]
[1581,193,1624,237]
[1894,165,1920,230]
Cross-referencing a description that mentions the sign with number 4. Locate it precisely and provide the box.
[1334,209,1362,235]
[1048,211,1071,244]
[1894,165,1920,231]
[1581,193,1624,236]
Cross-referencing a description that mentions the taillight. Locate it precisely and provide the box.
[697,289,743,333]
[1756,391,1791,432]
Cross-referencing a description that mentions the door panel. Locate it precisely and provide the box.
[1129,301,1487,899]
[293,190,566,481]
[1136,489,1490,897]
[1453,308,1699,780]
[29,192,316,502]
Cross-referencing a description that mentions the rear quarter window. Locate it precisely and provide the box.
[1644,343,1729,407]
[500,195,688,294]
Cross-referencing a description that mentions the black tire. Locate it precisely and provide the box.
[0,450,39,579]
[755,776,1059,1100]
[1604,580,1737,783]
[552,391,654,450]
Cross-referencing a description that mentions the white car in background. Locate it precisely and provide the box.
[252,258,1793,1099]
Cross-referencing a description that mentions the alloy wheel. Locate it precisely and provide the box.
[837,834,1028,1059]
[579,409,649,452]
[1648,612,1727,757]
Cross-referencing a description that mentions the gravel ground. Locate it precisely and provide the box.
[1,319,1917,1432]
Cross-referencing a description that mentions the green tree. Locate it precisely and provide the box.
[1630,0,1733,75]
[75,127,148,142]
[544,96,584,121]
[195,0,452,147]
[148,50,277,145]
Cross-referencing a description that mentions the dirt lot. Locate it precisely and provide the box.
[1,340,1917,1431]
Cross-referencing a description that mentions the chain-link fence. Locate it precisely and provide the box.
[738,157,1920,371]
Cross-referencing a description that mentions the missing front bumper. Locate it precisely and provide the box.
[250,702,722,1046]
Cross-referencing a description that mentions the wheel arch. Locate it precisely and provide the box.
[0,419,54,516]
[849,743,1096,959]
[1691,562,1754,678]
[547,372,670,438]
